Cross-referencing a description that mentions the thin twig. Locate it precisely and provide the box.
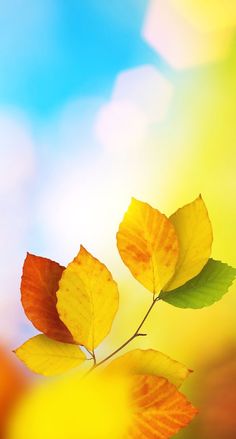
[92,350,97,366]
[93,296,160,369]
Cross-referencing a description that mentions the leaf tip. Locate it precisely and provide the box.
[79,244,87,253]
[24,252,31,264]
[78,245,91,259]
[25,251,37,261]
[196,193,206,206]
[130,196,140,207]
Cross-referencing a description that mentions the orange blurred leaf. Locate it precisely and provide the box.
[0,346,27,436]
[21,253,74,344]
[129,375,197,438]
[117,198,179,293]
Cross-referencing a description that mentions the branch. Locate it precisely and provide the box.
[94,296,160,369]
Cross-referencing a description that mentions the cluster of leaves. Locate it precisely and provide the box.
[15,196,236,438]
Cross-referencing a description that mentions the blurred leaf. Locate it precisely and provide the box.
[57,246,119,351]
[164,196,213,291]
[117,198,179,293]
[130,375,198,438]
[105,349,191,388]
[15,335,86,376]
[21,253,74,343]
[9,371,131,439]
[0,346,27,434]
[160,259,236,308]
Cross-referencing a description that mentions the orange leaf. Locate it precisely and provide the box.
[21,253,74,344]
[129,375,197,439]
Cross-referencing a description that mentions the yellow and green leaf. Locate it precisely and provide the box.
[160,259,236,308]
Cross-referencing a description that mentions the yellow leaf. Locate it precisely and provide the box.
[117,198,179,293]
[8,372,131,439]
[56,246,119,351]
[105,349,191,388]
[14,335,86,376]
[164,195,213,291]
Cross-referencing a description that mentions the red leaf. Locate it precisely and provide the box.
[21,253,74,343]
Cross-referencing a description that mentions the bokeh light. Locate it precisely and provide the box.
[112,65,173,123]
[170,0,236,32]
[95,99,149,152]
[142,0,233,69]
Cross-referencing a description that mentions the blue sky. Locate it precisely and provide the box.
[0,0,169,119]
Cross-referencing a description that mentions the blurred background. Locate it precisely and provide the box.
[0,1,236,438]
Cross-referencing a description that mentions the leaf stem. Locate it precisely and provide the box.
[84,348,97,365]
[92,350,97,365]
[94,296,160,369]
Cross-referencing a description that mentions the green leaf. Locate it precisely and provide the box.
[160,259,236,309]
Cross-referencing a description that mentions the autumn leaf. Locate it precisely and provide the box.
[160,259,236,308]
[164,195,213,291]
[105,349,191,388]
[21,253,74,343]
[129,375,197,439]
[117,198,179,293]
[56,246,119,351]
[14,334,86,376]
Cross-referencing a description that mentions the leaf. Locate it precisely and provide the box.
[164,195,213,291]
[105,349,191,388]
[160,259,236,308]
[117,198,179,293]
[56,246,119,351]
[14,335,86,376]
[129,375,197,439]
[9,371,131,439]
[21,253,74,343]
